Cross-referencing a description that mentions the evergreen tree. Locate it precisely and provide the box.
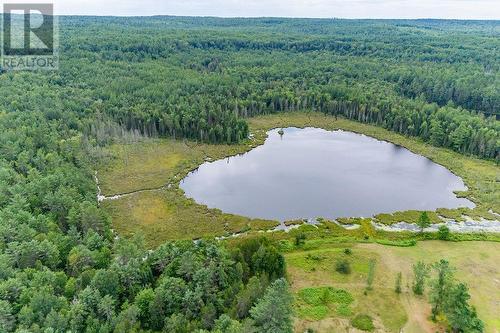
[417,212,431,232]
[250,278,293,333]
[445,283,484,333]
[430,259,455,320]
[412,261,429,295]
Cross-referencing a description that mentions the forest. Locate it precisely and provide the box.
[0,17,498,332]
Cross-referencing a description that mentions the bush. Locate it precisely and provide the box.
[294,233,306,246]
[376,239,417,247]
[336,303,352,316]
[366,259,376,291]
[395,272,402,294]
[335,259,351,274]
[437,225,450,240]
[351,314,375,331]
[298,287,354,306]
[298,305,329,320]
[344,248,352,255]
[297,287,354,320]
[277,240,294,252]
[306,254,324,262]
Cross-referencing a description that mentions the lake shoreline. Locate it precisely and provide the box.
[98,112,499,245]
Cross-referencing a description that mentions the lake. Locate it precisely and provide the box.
[180,127,475,221]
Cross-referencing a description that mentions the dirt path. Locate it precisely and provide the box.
[400,292,437,333]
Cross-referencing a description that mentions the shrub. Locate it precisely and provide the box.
[277,240,294,252]
[351,314,375,331]
[376,239,417,247]
[335,259,351,274]
[343,248,352,255]
[298,287,354,306]
[306,254,323,261]
[395,272,402,294]
[298,287,354,320]
[329,288,354,305]
[437,225,450,240]
[294,233,306,246]
[298,305,329,320]
[366,259,376,291]
[336,303,352,316]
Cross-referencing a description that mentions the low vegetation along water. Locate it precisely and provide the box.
[181,127,474,221]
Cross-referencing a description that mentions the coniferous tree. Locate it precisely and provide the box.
[250,278,293,333]
[445,283,484,333]
[430,259,455,320]
[412,261,429,295]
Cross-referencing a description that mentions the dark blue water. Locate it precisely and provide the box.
[181,128,474,221]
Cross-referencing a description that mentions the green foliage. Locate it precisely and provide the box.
[298,305,329,321]
[276,240,295,252]
[426,260,484,332]
[213,314,243,333]
[412,261,430,295]
[0,15,498,333]
[297,287,353,320]
[351,314,375,331]
[437,225,451,240]
[430,259,456,320]
[235,275,269,319]
[335,259,351,275]
[376,239,417,247]
[294,233,306,247]
[417,212,432,232]
[445,283,484,333]
[395,272,403,294]
[298,287,354,307]
[250,278,294,333]
[133,288,154,324]
[375,210,441,225]
[0,301,14,332]
[336,303,352,316]
[235,237,287,281]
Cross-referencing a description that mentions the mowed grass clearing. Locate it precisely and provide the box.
[286,241,500,333]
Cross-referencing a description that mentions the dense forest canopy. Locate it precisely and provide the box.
[0,17,498,332]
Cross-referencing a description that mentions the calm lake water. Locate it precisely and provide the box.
[180,128,475,221]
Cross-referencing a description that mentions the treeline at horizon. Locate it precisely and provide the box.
[3,17,498,159]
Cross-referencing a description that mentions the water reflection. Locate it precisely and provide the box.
[181,127,474,221]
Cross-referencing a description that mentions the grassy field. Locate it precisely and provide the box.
[102,189,279,245]
[285,241,500,333]
[98,112,499,245]
[98,136,265,196]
